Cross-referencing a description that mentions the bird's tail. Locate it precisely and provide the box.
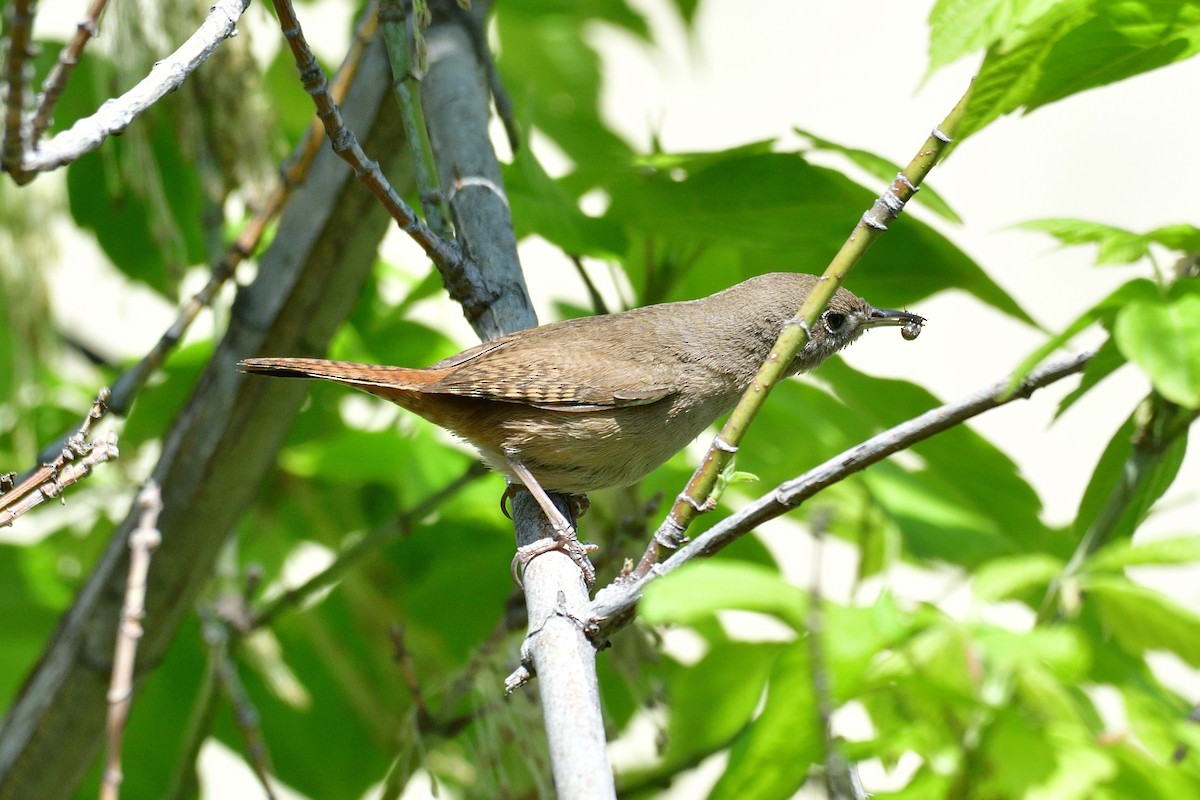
[238,357,436,395]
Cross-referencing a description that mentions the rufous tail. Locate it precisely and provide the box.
[237,357,437,392]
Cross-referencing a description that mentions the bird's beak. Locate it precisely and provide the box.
[862,306,926,341]
[862,306,925,330]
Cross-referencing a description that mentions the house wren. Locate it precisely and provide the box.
[239,272,924,580]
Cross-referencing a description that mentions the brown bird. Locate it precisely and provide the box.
[239,272,924,582]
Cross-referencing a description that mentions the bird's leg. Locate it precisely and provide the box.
[506,460,596,587]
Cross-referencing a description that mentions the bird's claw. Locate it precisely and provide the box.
[511,520,597,589]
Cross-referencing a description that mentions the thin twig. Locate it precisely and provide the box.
[389,625,433,727]
[30,0,112,140]
[570,255,611,316]
[591,348,1095,640]
[250,462,487,630]
[0,388,117,527]
[807,514,866,800]
[271,0,470,274]
[635,83,973,576]
[205,617,278,800]
[1,0,36,174]
[12,0,249,181]
[100,481,164,800]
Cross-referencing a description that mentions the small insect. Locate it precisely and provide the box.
[901,317,924,341]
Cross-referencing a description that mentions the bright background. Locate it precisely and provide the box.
[24,0,1200,796]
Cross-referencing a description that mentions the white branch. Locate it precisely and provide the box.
[19,0,250,175]
[589,349,1096,637]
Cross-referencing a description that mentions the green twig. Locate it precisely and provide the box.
[634,82,974,576]
[379,0,454,238]
[593,348,1092,641]
[272,0,465,270]
[250,462,487,630]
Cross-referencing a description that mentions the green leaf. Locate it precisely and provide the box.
[0,545,63,705]
[336,316,459,372]
[1145,223,1200,253]
[495,2,636,174]
[1114,293,1200,407]
[1073,413,1188,546]
[120,340,214,448]
[1088,535,1200,571]
[659,643,786,770]
[927,0,1064,71]
[668,0,701,26]
[960,0,1200,139]
[1055,335,1127,419]
[263,46,321,145]
[709,643,820,800]
[281,428,423,486]
[862,464,1019,564]
[66,109,207,297]
[794,128,963,223]
[975,707,1115,800]
[1085,574,1200,666]
[974,553,1065,601]
[237,590,408,799]
[1020,218,1152,265]
[504,145,628,257]
[820,359,1064,560]
[640,561,808,630]
[975,626,1090,678]
[605,150,1033,323]
[1007,277,1157,395]
[823,593,917,699]
[1020,219,1200,265]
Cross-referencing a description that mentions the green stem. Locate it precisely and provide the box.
[1036,398,1198,624]
[637,82,974,575]
[379,0,454,239]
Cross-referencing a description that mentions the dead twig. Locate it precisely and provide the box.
[271,0,499,310]
[0,388,117,528]
[100,481,164,800]
[1,0,36,174]
[29,0,112,140]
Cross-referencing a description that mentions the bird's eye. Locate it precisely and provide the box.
[823,311,847,333]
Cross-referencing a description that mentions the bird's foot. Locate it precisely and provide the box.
[503,461,597,588]
[510,520,598,588]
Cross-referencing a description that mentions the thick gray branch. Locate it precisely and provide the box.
[420,4,614,797]
[0,37,412,799]
[423,1,535,341]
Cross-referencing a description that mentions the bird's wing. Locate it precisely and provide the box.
[429,321,678,411]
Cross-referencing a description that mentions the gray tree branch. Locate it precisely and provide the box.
[589,349,1097,640]
[0,36,413,799]
[419,3,614,796]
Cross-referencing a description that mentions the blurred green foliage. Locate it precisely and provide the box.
[0,1,1197,798]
